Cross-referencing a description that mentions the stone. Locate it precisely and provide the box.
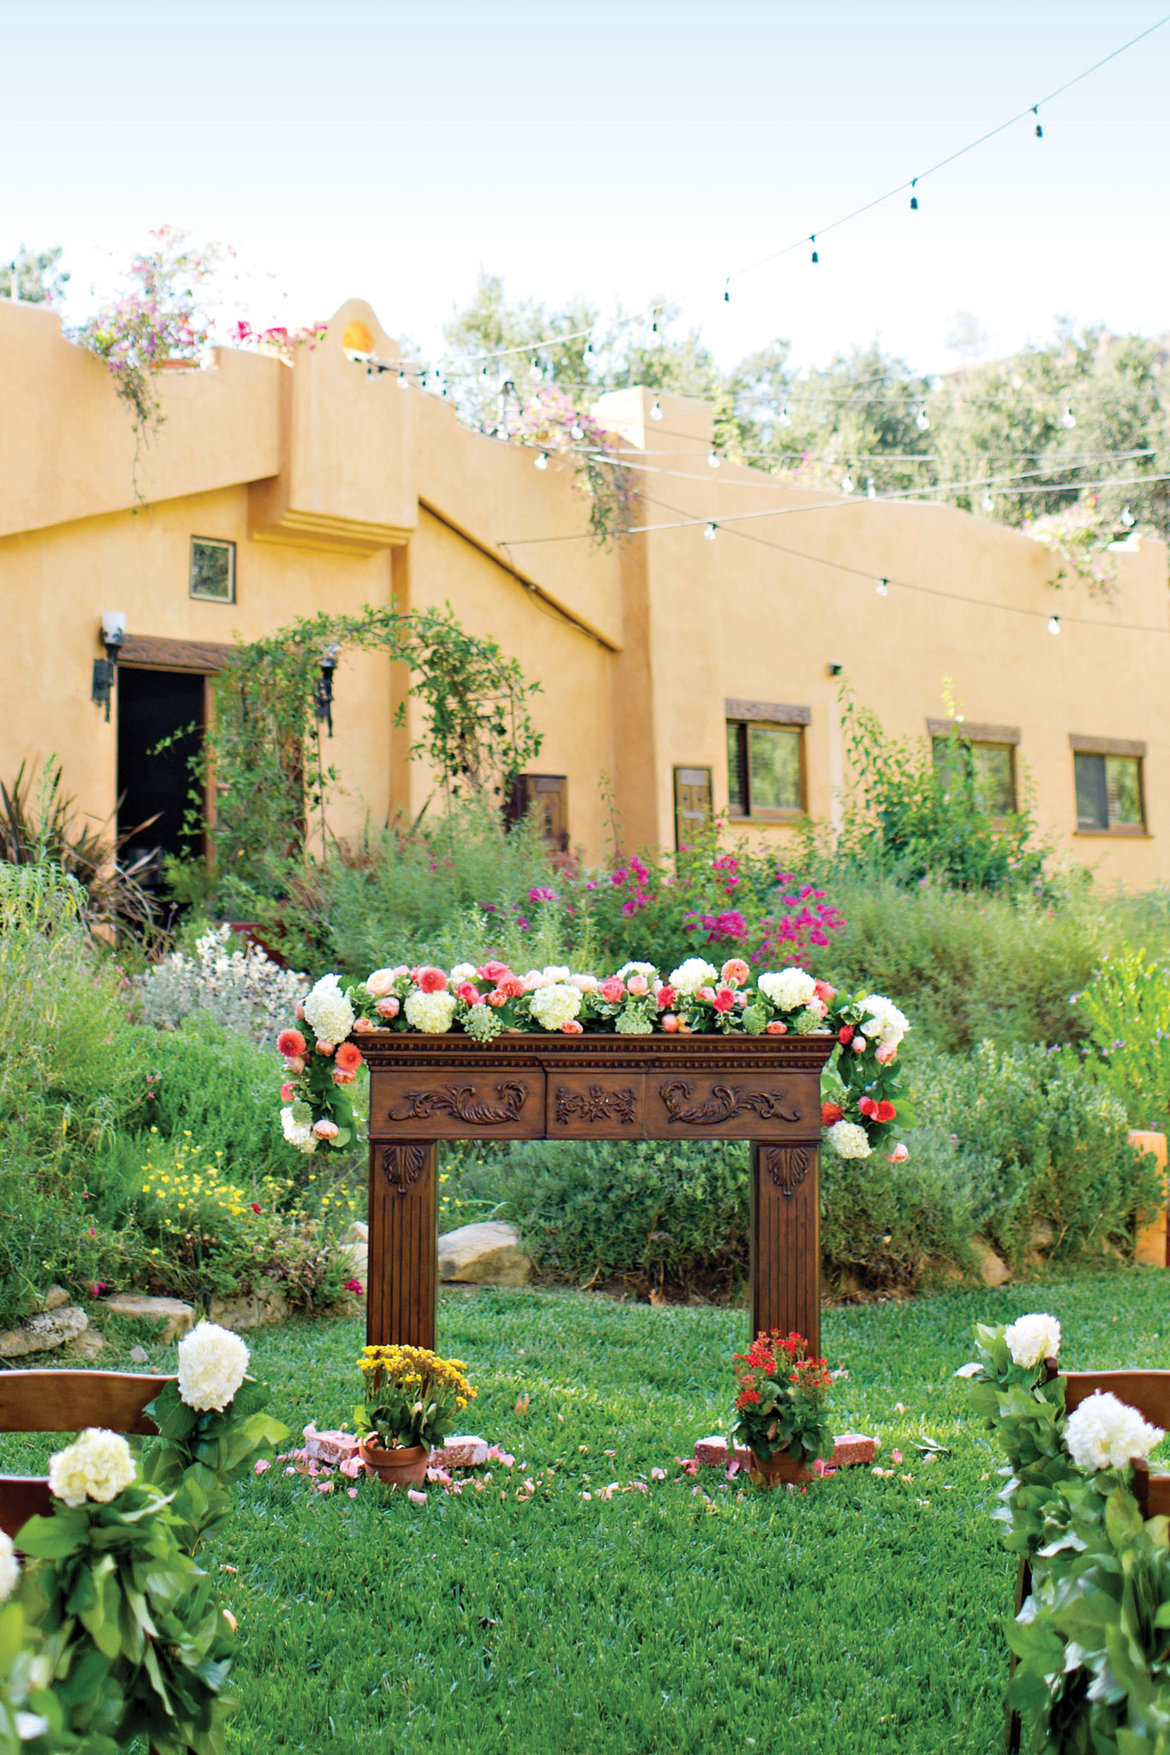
[209,1287,290,1331]
[974,1237,1011,1287]
[434,1435,490,1469]
[103,1294,195,1343]
[693,1432,876,1470]
[303,1426,360,1466]
[129,1345,150,1365]
[72,1327,105,1359]
[41,1285,69,1312]
[437,1221,532,1287]
[0,1307,89,1359]
[343,1221,369,1245]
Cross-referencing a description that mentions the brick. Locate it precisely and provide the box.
[303,1428,360,1466]
[434,1435,490,1469]
[693,1433,875,1469]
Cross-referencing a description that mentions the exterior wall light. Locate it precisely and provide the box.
[92,612,126,721]
[316,643,340,737]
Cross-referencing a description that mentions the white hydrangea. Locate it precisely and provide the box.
[404,989,457,1033]
[540,966,573,984]
[827,1119,872,1160]
[48,1428,136,1507]
[1004,1312,1062,1369]
[178,1321,251,1412]
[1065,1391,1165,1472]
[861,994,910,1051]
[0,1530,18,1602]
[529,983,583,1031]
[758,967,817,1012]
[669,958,718,995]
[303,974,355,1046]
[281,1106,317,1154]
[617,961,658,980]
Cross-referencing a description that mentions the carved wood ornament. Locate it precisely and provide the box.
[762,1145,813,1196]
[658,1080,802,1126]
[554,1085,638,1125]
[379,1144,430,1196]
[387,1081,529,1125]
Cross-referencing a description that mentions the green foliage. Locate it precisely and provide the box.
[819,1138,977,1293]
[0,245,68,306]
[1077,947,1170,1130]
[730,1332,836,1467]
[0,769,157,941]
[143,1377,289,1555]
[354,1345,475,1451]
[912,1042,1158,1267]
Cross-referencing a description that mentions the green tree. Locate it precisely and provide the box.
[0,244,69,305]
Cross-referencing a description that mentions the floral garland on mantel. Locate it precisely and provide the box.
[275,957,912,1161]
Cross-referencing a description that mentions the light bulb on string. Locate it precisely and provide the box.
[909,178,919,212]
[397,369,408,389]
[534,451,549,471]
[704,522,718,541]
[779,404,791,427]
[915,407,930,432]
[1062,406,1076,429]
[1047,615,1061,635]
[570,422,584,441]
[810,236,819,264]
[530,357,542,380]
[1033,105,1043,138]
[866,477,876,499]
[708,449,721,470]
[841,474,854,495]
[650,399,663,421]
[419,372,428,389]
[1121,505,1136,528]
[982,490,994,511]
[585,338,595,357]
[876,578,889,597]
[723,279,731,303]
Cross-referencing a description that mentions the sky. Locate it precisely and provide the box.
[5,0,1170,376]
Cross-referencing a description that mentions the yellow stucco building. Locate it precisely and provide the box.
[2,296,1166,884]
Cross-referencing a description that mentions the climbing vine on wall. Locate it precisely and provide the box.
[199,604,543,896]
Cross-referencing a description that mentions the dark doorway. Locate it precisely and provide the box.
[117,668,205,885]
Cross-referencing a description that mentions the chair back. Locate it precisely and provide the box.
[1058,1368,1170,1517]
[0,1369,172,1541]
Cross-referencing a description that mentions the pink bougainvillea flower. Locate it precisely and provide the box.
[417,966,449,994]
[343,1277,363,1294]
[277,1028,306,1059]
[334,1041,363,1074]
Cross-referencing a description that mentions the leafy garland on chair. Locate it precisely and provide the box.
[965,1318,1170,1752]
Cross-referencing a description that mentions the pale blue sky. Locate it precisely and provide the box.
[5,0,1170,371]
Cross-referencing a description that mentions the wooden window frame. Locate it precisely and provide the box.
[1069,735,1148,837]
[928,723,1019,820]
[725,714,808,822]
[189,536,237,604]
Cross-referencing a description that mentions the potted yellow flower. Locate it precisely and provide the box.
[354,1345,476,1488]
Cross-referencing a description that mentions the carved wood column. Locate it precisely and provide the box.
[366,1142,437,1349]
[751,1142,820,1356]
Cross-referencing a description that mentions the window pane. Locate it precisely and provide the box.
[726,723,747,815]
[747,725,802,813]
[1075,753,1108,830]
[191,539,234,602]
[1105,755,1143,827]
[972,745,1015,815]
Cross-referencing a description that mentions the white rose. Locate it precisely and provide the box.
[827,1119,872,1160]
[617,961,658,980]
[861,994,909,1051]
[669,958,718,995]
[48,1429,136,1507]
[365,968,397,998]
[303,974,355,1046]
[529,983,583,1031]
[569,973,599,991]
[758,967,817,1012]
[281,1106,318,1154]
[450,963,478,984]
[541,966,573,985]
[1065,1391,1165,1471]
[1004,1313,1062,1369]
[0,1530,18,1602]
[404,989,457,1033]
[178,1321,251,1412]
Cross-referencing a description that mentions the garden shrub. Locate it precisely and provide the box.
[1075,945,1170,1129]
[135,923,309,1048]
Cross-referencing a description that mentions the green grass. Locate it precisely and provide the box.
[10,1272,1170,1754]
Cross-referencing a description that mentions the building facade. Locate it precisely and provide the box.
[2,296,1166,884]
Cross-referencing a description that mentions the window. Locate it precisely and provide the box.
[1072,738,1146,834]
[505,775,568,852]
[725,720,805,818]
[931,738,1016,816]
[190,537,235,603]
[673,766,712,851]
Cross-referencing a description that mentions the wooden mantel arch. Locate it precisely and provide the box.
[361,1032,836,1353]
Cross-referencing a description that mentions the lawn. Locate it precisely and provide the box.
[11,1271,1170,1754]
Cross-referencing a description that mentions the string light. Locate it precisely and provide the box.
[704,522,718,541]
[915,407,931,432]
[1033,105,1043,138]
[810,236,819,264]
[866,477,876,498]
[650,399,663,421]
[1048,615,1061,634]
[910,178,919,212]
[779,404,792,427]
[530,358,542,380]
[876,578,889,596]
[708,449,721,470]
[534,452,549,471]
[570,422,585,440]
[1121,504,1136,527]
[841,474,854,494]
[982,490,994,510]
[397,369,408,388]
[1062,407,1077,429]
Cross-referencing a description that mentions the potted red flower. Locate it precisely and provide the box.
[731,1330,836,1487]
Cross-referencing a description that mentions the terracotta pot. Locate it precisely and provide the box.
[357,1437,430,1488]
[749,1447,813,1488]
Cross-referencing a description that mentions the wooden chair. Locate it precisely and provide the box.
[1006,1366,1170,1751]
[0,1369,171,1541]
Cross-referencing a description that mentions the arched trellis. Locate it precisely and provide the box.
[362,1032,836,1353]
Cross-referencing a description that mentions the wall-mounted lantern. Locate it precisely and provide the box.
[316,644,340,737]
[91,612,126,721]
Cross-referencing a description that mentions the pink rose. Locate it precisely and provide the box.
[280,1081,295,1102]
[456,982,479,1005]
[365,968,397,998]
[315,1040,336,1057]
[661,1013,679,1033]
[888,1143,909,1163]
[487,989,509,1008]
[875,1042,897,1064]
[560,1019,584,1034]
[852,1038,867,1053]
[376,996,400,1019]
[569,974,598,991]
[294,1002,305,1020]
[332,1069,355,1086]
[478,961,511,982]
[720,958,750,988]
[353,1016,373,1032]
[765,1021,787,1035]
[312,1118,340,1140]
[656,985,677,1010]
[813,979,836,1005]
[627,974,649,996]
[806,996,828,1019]
[285,1055,305,1075]
[598,977,626,1005]
[695,986,716,1004]
[713,986,735,1014]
